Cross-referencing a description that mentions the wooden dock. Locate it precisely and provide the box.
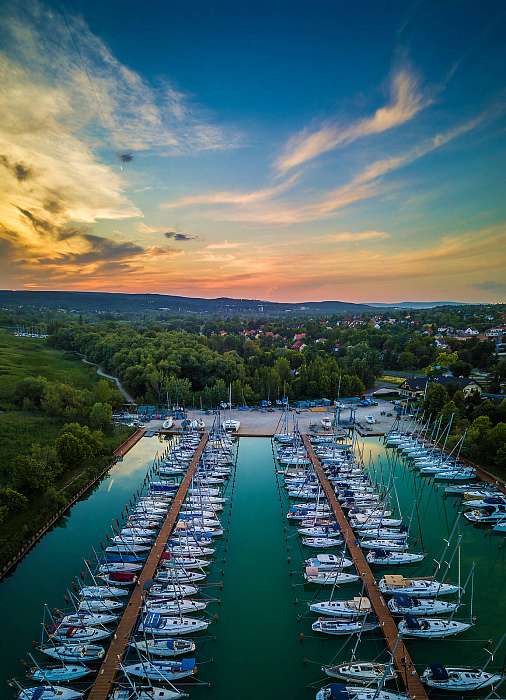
[88,432,208,700]
[113,428,146,457]
[302,434,428,700]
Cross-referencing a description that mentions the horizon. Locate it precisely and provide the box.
[0,287,490,307]
[1,1,506,302]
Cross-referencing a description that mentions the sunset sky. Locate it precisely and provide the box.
[1,0,505,302]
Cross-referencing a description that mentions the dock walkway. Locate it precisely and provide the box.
[88,432,208,700]
[302,434,428,700]
[113,428,145,457]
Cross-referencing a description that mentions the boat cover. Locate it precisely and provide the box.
[143,612,162,628]
[373,549,388,557]
[393,594,414,607]
[429,664,449,681]
[181,657,196,671]
[31,689,46,700]
[404,614,421,630]
[109,571,135,582]
[328,683,350,700]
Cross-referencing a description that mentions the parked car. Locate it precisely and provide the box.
[366,415,376,425]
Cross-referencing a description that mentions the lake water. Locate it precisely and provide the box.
[1,436,504,698]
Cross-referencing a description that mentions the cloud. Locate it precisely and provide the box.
[161,173,300,210]
[354,115,485,185]
[275,68,430,172]
[328,230,390,243]
[212,111,493,225]
[0,154,32,182]
[473,280,506,294]
[0,2,237,156]
[206,240,242,250]
[163,106,493,228]
[164,231,198,241]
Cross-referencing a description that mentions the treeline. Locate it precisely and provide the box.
[423,383,506,471]
[49,323,386,405]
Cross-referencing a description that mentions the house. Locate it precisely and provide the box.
[486,327,506,338]
[399,376,482,400]
[463,327,479,336]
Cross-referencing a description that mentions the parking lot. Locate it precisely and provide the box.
[140,398,399,437]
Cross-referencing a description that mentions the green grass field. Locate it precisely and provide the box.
[0,330,98,405]
[0,330,113,476]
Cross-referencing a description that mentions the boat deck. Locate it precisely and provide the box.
[302,434,428,700]
[87,432,209,700]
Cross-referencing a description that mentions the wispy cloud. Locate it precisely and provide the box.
[206,240,242,249]
[275,68,430,172]
[327,230,390,243]
[161,173,300,210]
[207,112,492,225]
[1,2,238,156]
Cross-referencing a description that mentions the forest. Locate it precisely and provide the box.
[48,323,381,405]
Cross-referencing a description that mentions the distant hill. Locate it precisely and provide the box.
[370,301,472,309]
[0,290,373,316]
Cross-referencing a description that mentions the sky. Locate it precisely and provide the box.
[0,0,505,303]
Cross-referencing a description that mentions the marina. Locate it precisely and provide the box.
[1,421,505,699]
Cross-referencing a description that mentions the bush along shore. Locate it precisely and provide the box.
[0,330,133,571]
[0,429,135,578]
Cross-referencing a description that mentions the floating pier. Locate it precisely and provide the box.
[88,431,209,700]
[302,434,428,700]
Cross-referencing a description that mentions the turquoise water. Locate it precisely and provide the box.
[1,436,504,698]
[0,436,163,691]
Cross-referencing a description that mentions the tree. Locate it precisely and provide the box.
[10,452,55,493]
[56,432,91,468]
[55,423,104,468]
[89,402,112,431]
[13,376,48,409]
[0,487,28,512]
[449,360,472,378]
[423,383,449,415]
[426,351,459,376]
[398,351,416,370]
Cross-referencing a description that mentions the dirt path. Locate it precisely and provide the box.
[81,357,135,404]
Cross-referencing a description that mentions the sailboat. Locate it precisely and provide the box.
[122,658,197,681]
[316,683,407,700]
[222,385,240,432]
[323,663,396,683]
[17,688,84,700]
[39,643,106,663]
[310,597,372,618]
[312,617,379,635]
[137,611,211,635]
[398,614,471,638]
[111,687,186,700]
[421,665,503,691]
[378,575,460,597]
[129,638,196,658]
[28,664,92,682]
[388,595,459,616]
